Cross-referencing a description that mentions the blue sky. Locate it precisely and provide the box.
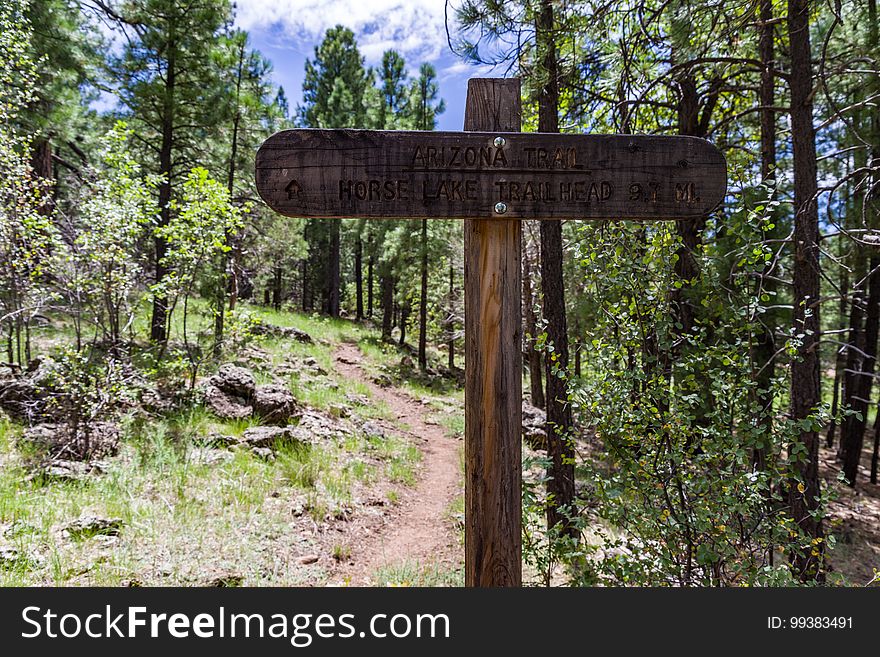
[234,0,494,130]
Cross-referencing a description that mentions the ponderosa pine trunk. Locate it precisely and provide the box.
[214,37,246,356]
[399,301,409,347]
[150,49,175,344]
[827,268,849,448]
[842,257,880,485]
[367,249,374,318]
[355,233,364,320]
[787,0,824,579]
[381,274,394,340]
[326,219,341,317]
[536,0,575,537]
[272,266,283,310]
[419,217,428,370]
[751,0,778,471]
[523,240,545,409]
[868,0,880,484]
[448,260,455,369]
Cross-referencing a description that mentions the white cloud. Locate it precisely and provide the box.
[234,0,455,65]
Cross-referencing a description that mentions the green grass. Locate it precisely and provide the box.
[372,560,463,587]
[1,301,462,586]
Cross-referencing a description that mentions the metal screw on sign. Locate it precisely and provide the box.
[494,202,508,214]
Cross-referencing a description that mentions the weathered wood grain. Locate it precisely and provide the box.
[255,129,727,220]
[464,78,522,587]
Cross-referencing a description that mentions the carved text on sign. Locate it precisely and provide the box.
[256,130,727,220]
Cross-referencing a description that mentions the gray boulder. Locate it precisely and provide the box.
[253,384,297,425]
[522,402,548,450]
[203,384,252,420]
[62,515,123,539]
[210,364,256,398]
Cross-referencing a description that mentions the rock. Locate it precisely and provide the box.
[0,372,49,423]
[297,554,319,565]
[199,432,237,448]
[189,447,234,466]
[252,384,297,425]
[301,357,327,376]
[345,393,370,406]
[362,421,386,440]
[203,385,252,420]
[240,345,271,364]
[62,515,123,539]
[32,459,107,482]
[1,519,35,539]
[400,355,414,368]
[210,364,256,399]
[277,356,327,378]
[287,327,313,343]
[250,446,275,460]
[207,573,244,587]
[0,546,20,565]
[285,409,346,443]
[20,422,120,459]
[329,403,351,419]
[372,374,393,388]
[252,322,313,344]
[522,402,547,450]
[239,426,305,449]
[336,355,360,365]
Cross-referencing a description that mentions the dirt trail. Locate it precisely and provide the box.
[330,342,462,584]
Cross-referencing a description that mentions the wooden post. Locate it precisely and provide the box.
[464,78,522,587]
[255,81,727,588]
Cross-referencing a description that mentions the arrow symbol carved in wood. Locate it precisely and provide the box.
[285,179,301,200]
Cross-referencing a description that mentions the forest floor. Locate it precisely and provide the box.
[0,307,465,586]
[0,304,877,586]
[324,342,461,585]
[820,443,880,586]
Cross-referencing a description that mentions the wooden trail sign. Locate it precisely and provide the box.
[254,78,728,588]
[256,131,726,221]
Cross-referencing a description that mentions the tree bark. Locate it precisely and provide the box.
[536,0,576,538]
[355,232,364,320]
[787,0,824,579]
[399,302,409,346]
[419,218,428,370]
[272,266,283,310]
[827,269,849,448]
[381,274,394,340]
[448,260,456,369]
[326,220,341,317]
[367,247,374,318]
[216,39,248,353]
[751,0,778,470]
[842,262,880,485]
[150,55,175,344]
[523,239,545,408]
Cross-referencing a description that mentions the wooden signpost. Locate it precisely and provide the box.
[255,78,727,587]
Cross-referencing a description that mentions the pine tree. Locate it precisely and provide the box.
[299,26,373,317]
[100,0,233,343]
